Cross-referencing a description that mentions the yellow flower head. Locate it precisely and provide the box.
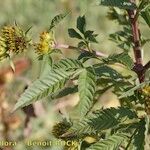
[142,85,150,97]
[34,31,55,55]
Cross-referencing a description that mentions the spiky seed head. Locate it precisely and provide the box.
[0,25,30,61]
[52,121,71,139]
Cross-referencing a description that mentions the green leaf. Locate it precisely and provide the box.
[94,65,123,80]
[127,118,147,150]
[103,52,134,69]
[139,0,150,11]
[68,28,83,39]
[49,12,69,30]
[84,30,98,43]
[77,16,86,34]
[141,6,150,28]
[67,107,137,135]
[39,55,53,78]
[77,67,96,117]
[118,42,131,52]
[84,30,94,38]
[78,51,97,63]
[119,81,150,99]
[99,0,137,10]
[87,133,128,150]
[107,8,128,25]
[53,58,83,71]
[13,69,73,111]
[50,85,78,100]
[109,27,132,51]
[78,41,86,49]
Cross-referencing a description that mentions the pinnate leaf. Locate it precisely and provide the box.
[77,67,96,117]
[13,69,73,111]
[99,0,137,10]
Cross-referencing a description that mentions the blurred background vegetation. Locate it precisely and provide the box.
[0,0,149,150]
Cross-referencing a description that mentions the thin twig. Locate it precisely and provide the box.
[54,43,108,57]
[144,61,150,71]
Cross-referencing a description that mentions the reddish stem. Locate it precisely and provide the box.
[128,0,144,83]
